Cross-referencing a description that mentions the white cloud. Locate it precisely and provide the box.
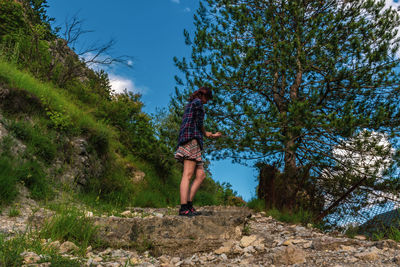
[109,74,148,95]
[385,0,400,10]
[184,7,191,12]
[171,0,180,3]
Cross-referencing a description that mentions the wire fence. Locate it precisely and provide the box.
[324,191,400,236]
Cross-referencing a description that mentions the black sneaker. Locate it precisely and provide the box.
[189,206,202,216]
[179,209,194,217]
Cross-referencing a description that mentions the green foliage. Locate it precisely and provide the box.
[43,101,73,132]
[266,207,313,225]
[344,225,359,239]
[9,120,57,164]
[0,152,53,203]
[8,205,20,217]
[17,160,53,200]
[40,205,100,255]
[247,198,265,213]
[0,0,29,37]
[0,233,81,266]
[173,0,400,219]
[0,155,18,205]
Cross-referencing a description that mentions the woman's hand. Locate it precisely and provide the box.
[205,131,222,138]
[210,132,222,138]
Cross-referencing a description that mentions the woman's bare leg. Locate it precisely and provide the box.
[189,165,206,202]
[180,160,197,204]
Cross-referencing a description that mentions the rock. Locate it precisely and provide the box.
[354,235,367,240]
[158,255,169,264]
[303,241,312,249]
[214,240,234,254]
[93,256,103,262]
[243,245,255,253]
[90,206,251,257]
[282,239,293,246]
[121,210,132,217]
[374,239,399,249]
[220,253,228,260]
[129,257,141,265]
[273,245,306,265]
[355,248,380,261]
[21,251,40,264]
[59,241,79,254]
[312,238,359,251]
[394,255,400,263]
[85,211,93,217]
[234,226,242,239]
[214,246,231,255]
[240,235,258,247]
[48,240,61,250]
[340,245,356,251]
[170,257,180,264]
[99,247,113,256]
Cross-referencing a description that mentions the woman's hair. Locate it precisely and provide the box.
[189,86,213,101]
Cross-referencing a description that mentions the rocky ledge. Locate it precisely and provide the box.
[5,202,400,266]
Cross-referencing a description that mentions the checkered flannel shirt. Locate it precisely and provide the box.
[177,98,205,150]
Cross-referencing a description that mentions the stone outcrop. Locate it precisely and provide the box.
[4,201,400,266]
[32,206,252,257]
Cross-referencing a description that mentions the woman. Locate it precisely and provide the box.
[174,86,221,216]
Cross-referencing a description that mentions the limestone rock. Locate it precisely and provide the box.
[59,241,79,254]
[240,235,258,247]
[121,210,132,217]
[312,238,359,251]
[354,235,367,240]
[273,245,306,265]
[48,240,61,250]
[355,248,380,261]
[21,251,40,264]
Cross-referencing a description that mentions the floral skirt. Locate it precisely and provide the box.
[174,139,203,166]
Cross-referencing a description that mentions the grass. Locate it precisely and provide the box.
[0,60,117,153]
[39,205,101,256]
[0,232,82,266]
[8,205,20,217]
[0,155,19,205]
[265,207,314,225]
[8,120,57,164]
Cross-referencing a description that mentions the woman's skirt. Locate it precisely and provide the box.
[174,139,203,166]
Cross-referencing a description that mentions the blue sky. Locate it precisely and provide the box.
[46,0,400,202]
[46,0,258,201]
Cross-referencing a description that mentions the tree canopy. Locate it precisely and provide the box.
[173,0,400,217]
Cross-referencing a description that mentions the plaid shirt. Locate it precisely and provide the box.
[177,98,205,150]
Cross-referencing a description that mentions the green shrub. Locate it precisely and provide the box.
[87,128,109,156]
[16,160,53,200]
[8,120,31,141]
[247,198,266,212]
[266,207,313,225]
[29,134,56,163]
[8,120,57,163]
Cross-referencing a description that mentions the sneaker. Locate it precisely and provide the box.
[179,209,193,217]
[189,206,202,216]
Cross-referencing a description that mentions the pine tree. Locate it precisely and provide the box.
[173,0,400,216]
